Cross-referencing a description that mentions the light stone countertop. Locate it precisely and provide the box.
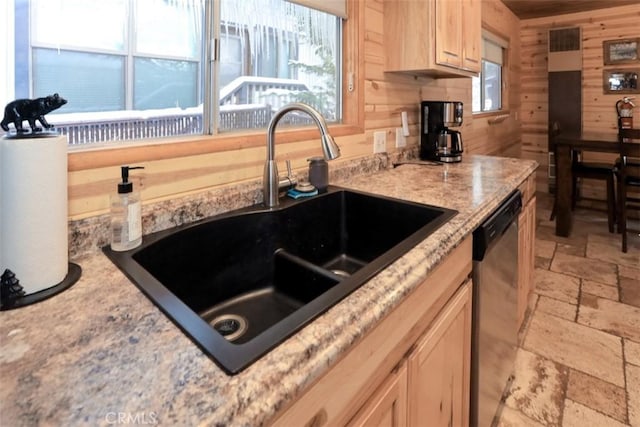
[0,154,538,427]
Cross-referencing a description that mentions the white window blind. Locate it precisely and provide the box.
[482,30,508,65]
[286,0,347,18]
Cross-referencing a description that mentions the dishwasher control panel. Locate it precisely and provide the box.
[472,190,522,261]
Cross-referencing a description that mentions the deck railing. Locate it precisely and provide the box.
[23,77,315,145]
[1,79,317,145]
[58,114,203,146]
[48,104,312,146]
[219,76,309,108]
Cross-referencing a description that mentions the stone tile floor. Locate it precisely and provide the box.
[497,193,640,427]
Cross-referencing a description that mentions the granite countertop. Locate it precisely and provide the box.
[0,154,537,426]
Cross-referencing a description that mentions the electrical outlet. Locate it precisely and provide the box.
[401,111,410,136]
[373,131,386,153]
[395,128,406,148]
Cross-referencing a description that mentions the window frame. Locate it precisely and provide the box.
[472,30,508,117]
[478,58,502,113]
[28,0,204,113]
[67,0,363,171]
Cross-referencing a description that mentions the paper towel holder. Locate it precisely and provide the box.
[0,263,81,311]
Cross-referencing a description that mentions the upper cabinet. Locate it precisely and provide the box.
[384,0,481,77]
[460,0,482,71]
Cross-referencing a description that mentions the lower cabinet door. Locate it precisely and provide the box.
[347,362,408,427]
[517,195,536,329]
[407,281,472,427]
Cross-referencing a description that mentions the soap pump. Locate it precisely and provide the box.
[110,165,144,251]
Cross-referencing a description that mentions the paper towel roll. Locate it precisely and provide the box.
[1,135,68,294]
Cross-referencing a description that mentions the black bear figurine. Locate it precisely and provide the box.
[1,93,67,133]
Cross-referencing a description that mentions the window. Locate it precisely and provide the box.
[4,0,345,145]
[26,0,202,114]
[472,33,507,114]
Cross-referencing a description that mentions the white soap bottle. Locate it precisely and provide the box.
[111,165,144,251]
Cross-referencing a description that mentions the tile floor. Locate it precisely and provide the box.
[497,193,640,427]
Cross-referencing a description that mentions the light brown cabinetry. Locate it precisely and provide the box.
[349,282,472,427]
[517,173,537,329]
[269,238,472,427]
[460,0,482,71]
[407,282,471,427]
[347,362,408,427]
[384,0,481,77]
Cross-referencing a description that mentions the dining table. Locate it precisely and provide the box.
[553,130,640,237]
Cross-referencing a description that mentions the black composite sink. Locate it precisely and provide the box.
[104,187,456,374]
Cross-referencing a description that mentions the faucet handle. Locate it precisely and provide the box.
[278,159,297,191]
[285,160,292,178]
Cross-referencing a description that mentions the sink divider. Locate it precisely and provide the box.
[274,249,345,282]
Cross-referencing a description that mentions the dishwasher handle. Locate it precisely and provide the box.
[473,190,522,261]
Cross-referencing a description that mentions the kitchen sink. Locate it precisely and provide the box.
[104,187,456,374]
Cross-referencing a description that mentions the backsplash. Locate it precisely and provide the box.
[68,149,417,259]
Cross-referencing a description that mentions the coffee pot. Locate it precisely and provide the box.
[420,101,464,162]
[436,129,464,162]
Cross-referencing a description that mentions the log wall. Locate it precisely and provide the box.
[520,4,640,199]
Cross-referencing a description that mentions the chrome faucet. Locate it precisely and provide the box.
[263,103,341,207]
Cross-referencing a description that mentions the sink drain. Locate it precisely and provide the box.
[211,314,248,342]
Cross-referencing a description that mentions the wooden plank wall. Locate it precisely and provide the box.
[520,4,640,198]
[67,0,521,219]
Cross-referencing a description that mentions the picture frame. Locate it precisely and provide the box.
[603,38,640,65]
[602,68,639,94]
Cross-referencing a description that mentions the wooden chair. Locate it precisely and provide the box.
[549,122,617,232]
[571,150,617,232]
[616,128,640,252]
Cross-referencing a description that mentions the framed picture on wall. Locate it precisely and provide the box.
[603,38,640,65]
[603,69,639,94]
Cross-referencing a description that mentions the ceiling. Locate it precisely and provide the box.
[501,0,639,19]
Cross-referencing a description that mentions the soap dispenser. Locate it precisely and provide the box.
[308,157,329,193]
[111,165,144,251]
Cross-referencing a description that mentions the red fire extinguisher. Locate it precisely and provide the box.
[616,96,635,129]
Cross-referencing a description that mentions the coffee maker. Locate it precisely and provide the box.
[420,101,464,162]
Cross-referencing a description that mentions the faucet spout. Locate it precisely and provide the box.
[264,103,341,207]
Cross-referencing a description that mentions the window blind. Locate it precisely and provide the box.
[286,0,347,19]
[482,30,508,65]
[483,40,503,65]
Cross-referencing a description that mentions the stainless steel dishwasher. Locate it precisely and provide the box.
[470,190,522,427]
